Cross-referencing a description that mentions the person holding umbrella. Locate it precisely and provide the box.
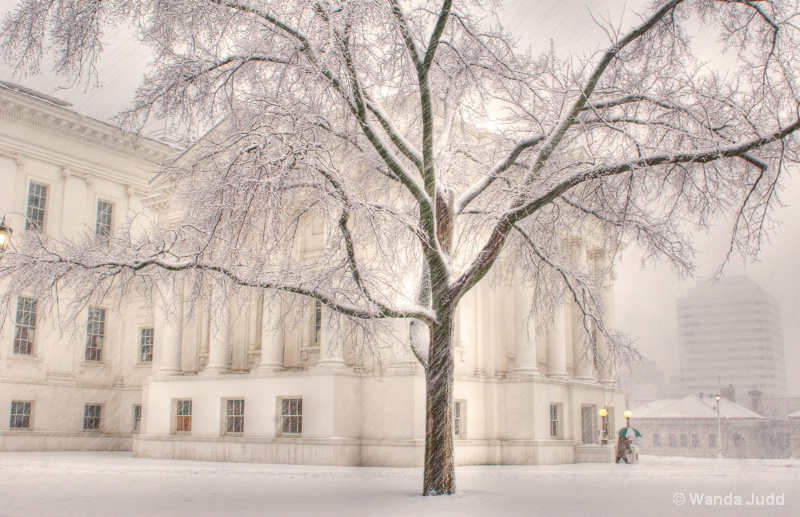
[617,410,642,464]
[616,434,631,464]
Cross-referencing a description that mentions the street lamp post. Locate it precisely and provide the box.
[0,216,12,252]
[715,394,723,458]
[624,409,632,427]
[599,408,608,444]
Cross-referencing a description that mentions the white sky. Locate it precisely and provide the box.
[1,0,797,394]
[500,1,800,395]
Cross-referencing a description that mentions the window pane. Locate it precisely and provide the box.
[26,183,47,231]
[13,298,37,355]
[96,201,113,237]
[176,401,192,433]
[85,308,105,361]
[226,400,244,433]
[132,405,142,433]
[10,402,32,429]
[280,398,302,435]
[139,328,154,363]
[83,405,102,430]
[312,302,321,346]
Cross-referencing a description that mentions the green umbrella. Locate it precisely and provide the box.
[618,426,642,438]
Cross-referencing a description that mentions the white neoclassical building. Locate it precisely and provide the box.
[0,81,627,466]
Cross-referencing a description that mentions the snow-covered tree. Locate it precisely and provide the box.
[3,0,800,495]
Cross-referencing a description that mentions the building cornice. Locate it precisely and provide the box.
[0,136,151,196]
[0,84,180,165]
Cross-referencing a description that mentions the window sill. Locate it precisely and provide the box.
[81,360,109,366]
[9,353,41,362]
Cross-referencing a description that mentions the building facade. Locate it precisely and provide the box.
[0,81,627,467]
[677,277,788,401]
[0,81,174,451]
[632,395,794,459]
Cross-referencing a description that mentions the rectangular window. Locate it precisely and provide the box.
[311,301,321,346]
[680,434,688,447]
[13,297,37,355]
[83,404,102,431]
[691,434,700,447]
[454,400,464,438]
[669,433,677,447]
[176,400,192,433]
[132,405,141,434]
[653,433,661,447]
[709,433,717,447]
[85,307,105,361]
[9,401,31,430]
[139,328,154,363]
[225,399,245,434]
[96,200,113,238]
[280,398,302,435]
[549,404,560,438]
[26,182,47,231]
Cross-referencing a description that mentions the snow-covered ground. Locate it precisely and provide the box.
[0,453,797,516]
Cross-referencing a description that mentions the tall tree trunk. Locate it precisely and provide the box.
[423,305,456,495]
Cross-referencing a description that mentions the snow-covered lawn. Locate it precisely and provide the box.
[0,452,797,516]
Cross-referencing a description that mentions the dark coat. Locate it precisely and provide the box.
[616,436,631,461]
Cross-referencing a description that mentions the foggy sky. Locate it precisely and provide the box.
[1,0,797,394]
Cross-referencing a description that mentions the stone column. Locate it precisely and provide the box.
[513,284,542,376]
[474,282,488,377]
[314,306,348,370]
[257,294,284,372]
[205,295,231,374]
[570,239,594,380]
[155,283,183,375]
[592,250,617,386]
[546,302,569,379]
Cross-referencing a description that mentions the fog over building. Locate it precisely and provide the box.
[677,277,788,401]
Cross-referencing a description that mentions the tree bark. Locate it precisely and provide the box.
[423,305,456,495]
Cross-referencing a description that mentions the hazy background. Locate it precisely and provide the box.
[1,0,797,395]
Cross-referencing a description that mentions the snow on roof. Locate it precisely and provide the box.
[632,395,765,420]
[0,80,72,108]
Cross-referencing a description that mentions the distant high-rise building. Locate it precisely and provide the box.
[677,277,787,401]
